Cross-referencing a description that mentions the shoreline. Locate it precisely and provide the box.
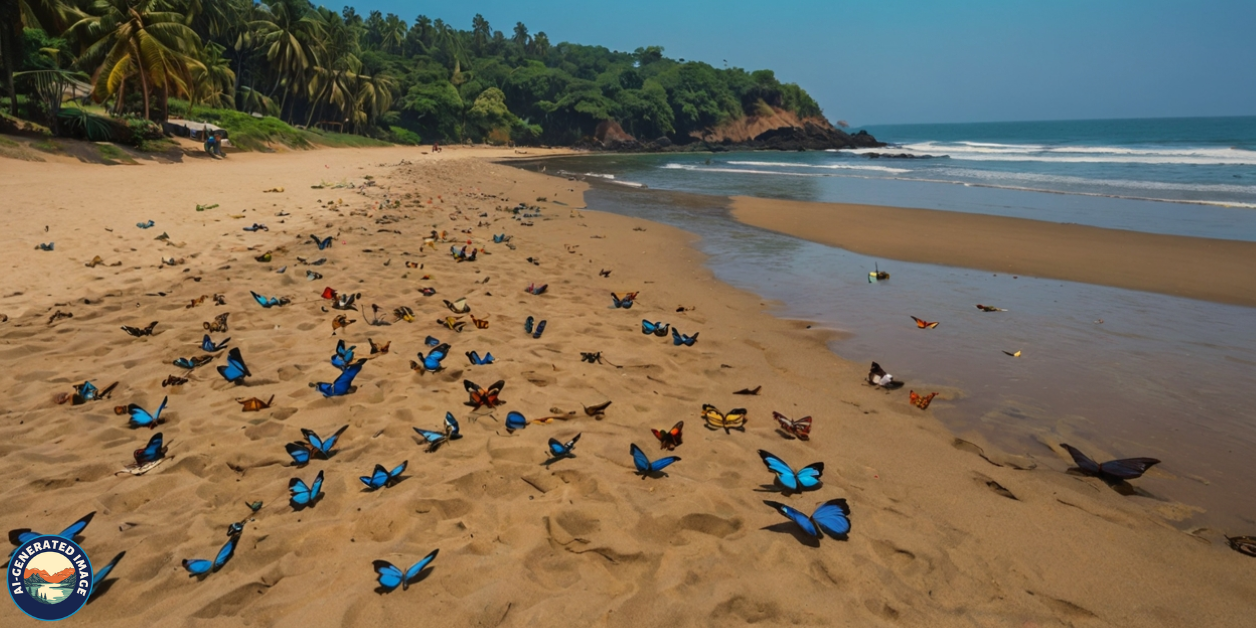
[731,195,1256,308]
[2,144,1254,626]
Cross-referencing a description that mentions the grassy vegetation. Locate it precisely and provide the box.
[96,143,135,164]
[0,136,17,147]
[174,106,392,151]
[31,139,61,152]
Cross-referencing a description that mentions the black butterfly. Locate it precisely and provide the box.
[121,321,158,337]
[311,235,333,250]
[1060,444,1161,482]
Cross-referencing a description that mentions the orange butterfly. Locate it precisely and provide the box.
[237,395,274,412]
[651,421,683,450]
[911,316,939,329]
[369,338,390,355]
[910,391,938,410]
[331,314,355,334]
[464,379,505,409]
[470,314,489,329]
[773,412,813,440]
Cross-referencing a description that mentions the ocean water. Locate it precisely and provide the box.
[539,116,1256,241]
[512,117,1256,531]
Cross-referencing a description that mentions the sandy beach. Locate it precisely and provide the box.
[1,143,1254,627]
[730,196,1256,308]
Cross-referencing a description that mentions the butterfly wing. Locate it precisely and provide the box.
[182,559,213,576]
[217,347,250,383]
[792,416,813,440]
[251,291,271,307]
[285,442,311,466]
[325,360,364,396]
[57,512,96,540]
[795,463,825,489]
[373,561,405,591]
[213,533,240,570]
[642,320,657,335]
[134,432,165,464]
[444,413,460,438]
[1098,457,1161,480]
[289,478,312,506]
[201,335,215,351]
[505,411,527,432]
[361,464,389,489]
[811,499,852,538]
[547,438,568,457]
[389,461,408,481]
[629,443,651,473]
[1059,444,1102,475]
[128,404,156,427]
[758,450,801,490]
[89,551,124,599]
[310,470,324,498]
[413,428,443,443]
[763,500,819,537]
[671,328,683,346]
[319,236,332,250]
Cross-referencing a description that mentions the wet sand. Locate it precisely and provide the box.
[1,143,1254,626]
[731,195,1256,307]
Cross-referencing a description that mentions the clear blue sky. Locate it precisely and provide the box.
[346,0,1256,126]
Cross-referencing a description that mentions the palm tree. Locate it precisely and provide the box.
[247,0,324,121]
[67,0,203,120]
[2,0,71,115]
[379,13,405,55]
[470,14,489,56]
[530,32,551,59]
[512,22,529,53]
[191,40,234,108]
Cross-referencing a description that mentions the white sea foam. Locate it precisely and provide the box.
[935,168,1256,195]
[725,160,911,174]
[852,142,1256,165]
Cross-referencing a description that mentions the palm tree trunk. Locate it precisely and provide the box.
[131,41,151,120]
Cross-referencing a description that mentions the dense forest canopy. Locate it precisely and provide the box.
[1,0,827,146]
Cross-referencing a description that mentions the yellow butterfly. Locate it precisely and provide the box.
[701,404,748,433]
[439,316,466,332]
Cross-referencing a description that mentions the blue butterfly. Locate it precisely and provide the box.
[641,320,670,337]
[611,292,637,309]
[411,344,450,373]
[201,334,230,352]
[331,339,356,369]
[758,450,824,491]
[136,220,154,229]
[373,549,438,592]
[630,443,680,478]
[88,551,125,600]
[36,242,54,251]
[465,350,495,365]
[182,532,240,576]
[312,359,364,396]
[6,511,96,566]
[413,413,460,451]
[505,411,528,433]
[301,425,348,459]
[671,328,698,346]
[492,233,507,243]
[250,291,289,308]
[763,499,851,540]
[284,442,311,466]
[532,320,546,339]
[173,356,212,370]
[216,347,251,384]
[242,223,267,232]
[546,434,581,460]
[360,461,407,490]
[289,470,325,509]
[226,521,245,536]
[133,432,168,465]
[524,316,534,334]
[424,335,442,347]
[310,235,333,250]
[127,396,167,428]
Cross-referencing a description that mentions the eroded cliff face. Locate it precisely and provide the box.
[589,107,884,152]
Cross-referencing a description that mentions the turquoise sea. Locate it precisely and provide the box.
[519,117,1256,531]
